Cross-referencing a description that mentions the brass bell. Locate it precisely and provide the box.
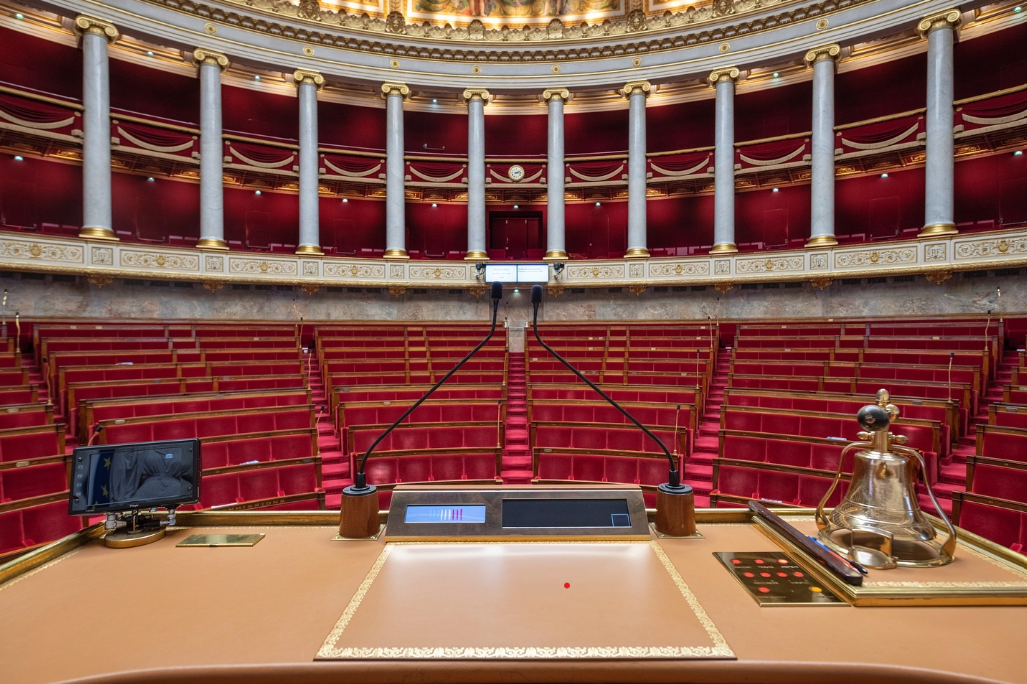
[815,389,958,569]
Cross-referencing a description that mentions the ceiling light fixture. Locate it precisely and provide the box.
[146,50,154,56]
[14,12,24,19]
[254,75,261,81]
[772,72,779,78]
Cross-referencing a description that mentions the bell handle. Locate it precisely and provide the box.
[893,444,958,559]
[815,441,870,531]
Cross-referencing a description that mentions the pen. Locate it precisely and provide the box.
[808,535,869,575]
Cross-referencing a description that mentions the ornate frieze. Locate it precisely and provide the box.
[1,227,1025,290]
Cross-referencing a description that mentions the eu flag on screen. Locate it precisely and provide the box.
[89,453,113,506]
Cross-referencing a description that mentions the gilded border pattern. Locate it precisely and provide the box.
[315,541,734,660]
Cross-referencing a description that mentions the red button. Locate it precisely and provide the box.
[758,587,770,594]
[777,558,788,564]
[794,572,804,578]
[731,559,741,564]
[777,572,787,577]
[754,559,765,564]
[760,572,771,577]
[743,572,754,578]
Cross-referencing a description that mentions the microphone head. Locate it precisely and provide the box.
[531,284,543,304]
[491,281,503,300]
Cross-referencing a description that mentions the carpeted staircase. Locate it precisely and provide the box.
[682,348,730,508]
[501,351,533,484]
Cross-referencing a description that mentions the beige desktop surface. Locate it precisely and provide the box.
[0,520,1024,684]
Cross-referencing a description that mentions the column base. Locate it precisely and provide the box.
[709,242,738,255]
[383,249,410,260]
[197,238,229,250]
[295,244,324,255]
[78,227,118,241]
[805,235,838,248]
[543,250,569,261]
[919,222,957,237]
[623,247,650,259]
[464,251,489,261]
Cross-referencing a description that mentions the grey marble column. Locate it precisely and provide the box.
[805,45,841,248]
[382,83,410,259]
[919,9,961,237]
[195,49,230,250]
[710,67,740,254]
[294,69,324,255]
[463,88,490,261]
[621,81,651,258]
[74,16,119,241]
[543,88,569,260]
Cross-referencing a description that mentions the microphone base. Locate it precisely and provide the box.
[655,483,697,537]
[339,484,381,539]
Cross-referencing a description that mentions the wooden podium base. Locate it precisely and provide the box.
[338,486,381,539]
[655,484,697,537]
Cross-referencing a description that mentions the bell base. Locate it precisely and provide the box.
[821,527,954,569]
[654,483,696,537]
[338,485,381,539]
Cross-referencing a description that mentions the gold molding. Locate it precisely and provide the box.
[805,235,838,248]
[388,286,407,296]
[624,247,650,258]
[381,82,410,99]
[713,282,734,293]
[543,250,569,261]
[293,69,325,89]
[810,276,833,291]
[78,227,119,241]
[919,222,958,237]
[300,283,321,294]
[295,244,324,255]
[709,242,738,254]
[196,237,229,250]
[917,9,962,38]
[803,43,841,68]
[621,81,652,98]
[383,248,410,259]
[628,283,649,295]
[547,283,565,297]
[925,270,953,285]
[192,47,230,71]
[202,280,224,292]
[708,67,741,87]
[464,250,489,260]
[86,273,115,287]
[542,88,571,103]
[462,88,491,105]
[73,15,119,43]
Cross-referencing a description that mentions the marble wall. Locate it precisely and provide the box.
[2,273,1020,324]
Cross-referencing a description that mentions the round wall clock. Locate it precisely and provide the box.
[508,165,525,182]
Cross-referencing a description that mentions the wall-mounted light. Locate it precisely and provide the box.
[431,203,437,208]
[147,177,155,182]
[13,155,23,161]
[771,187,779,193]
[513,205,519,209]
[342,198,349,202]
[880,173,889,178]
[1015,150,1024,156]
[146,50,154,56]
[14,12,24,19]
[432,99,438,104]
[255,190,262,195]
[595,201,601,207]
[513,288,520,294]
[772,72,779,78]
[254,75,261,81]
[1015,5,1023,11]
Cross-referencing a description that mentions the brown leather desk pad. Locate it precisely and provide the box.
[2,517,1027,684]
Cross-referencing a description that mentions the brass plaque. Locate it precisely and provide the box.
[714,551,844,606]
[176,534,266,547]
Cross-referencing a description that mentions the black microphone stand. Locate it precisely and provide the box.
[531,284,695,536]
[337,282,504,538]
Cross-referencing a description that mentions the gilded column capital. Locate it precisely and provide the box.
[462,88,492,105]
[293,69,325,89]
[803,44,841,68]
[193,48,230,71]
[708,66,741,87]
[381,82,410,99]
[621,81,651,98]
[542,88,571,103]
[917,9,961,38]
[73,15,119,43]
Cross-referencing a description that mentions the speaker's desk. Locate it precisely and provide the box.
[1,508,1025,684]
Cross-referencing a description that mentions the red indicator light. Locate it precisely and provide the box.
[731,559,741,564]
[758,587,770,594]
[754,559,764,564]
[743,572,754,578]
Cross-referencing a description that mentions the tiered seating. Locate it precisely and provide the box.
[0,424,77,560]
[953,424,1027,551]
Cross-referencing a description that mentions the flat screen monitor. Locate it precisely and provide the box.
[483,264,550,283]
[68,439,201,515]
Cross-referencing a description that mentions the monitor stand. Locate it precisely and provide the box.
[104,511,168,549]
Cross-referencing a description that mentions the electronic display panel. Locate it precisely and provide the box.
[404,505,487,524]
[502,499,632,528]
[515,264,550,282]
[68,439,201,515]
[484,264,517,282]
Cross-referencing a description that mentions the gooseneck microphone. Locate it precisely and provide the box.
[348,281,504,492]
[530,284,687,490]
